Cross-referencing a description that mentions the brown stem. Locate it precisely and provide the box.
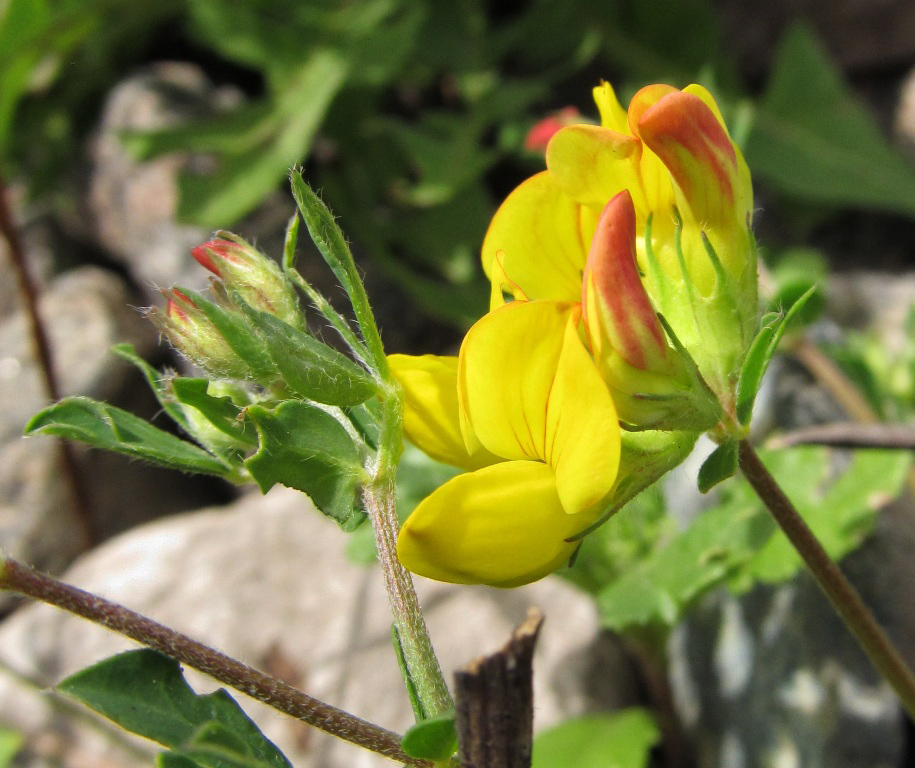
[0,176,94,546]
[0,558,431,767]
[738,440,915,721]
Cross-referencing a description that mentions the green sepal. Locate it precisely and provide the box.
[58,650,291,768]
[236,296,378,407]
[736,286,816,425]
[24,397,232,477]
[282,212,299,272]
[401,711,458,762]
[697,440,738,493]
[170,378,258,451]
[244,401,367,530]
[185,289,278,382]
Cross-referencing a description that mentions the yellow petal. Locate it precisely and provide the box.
[546,124,646,212]
[544,306,621,514]
[397,460,592,586]
[482,171,586,303]
[459,301,571,463]
[388,354,500,471]
[592,81,629,134]
[460,301,620,514]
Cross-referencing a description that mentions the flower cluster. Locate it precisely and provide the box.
[393,82,758,586]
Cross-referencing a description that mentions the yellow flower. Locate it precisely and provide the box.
[391,300,620,587]
[392,81,757,587]
[484,82,756,411]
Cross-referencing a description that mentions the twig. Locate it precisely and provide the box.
[770,423,915,450]
[738,440,915,721]
[0,557,431,767]
[0,176,94,546]
[789,337,915,497]
[454,608,542,768]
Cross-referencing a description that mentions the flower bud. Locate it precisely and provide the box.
[192,235,302,329]
[149,289,251,379]
[582,191,720,430]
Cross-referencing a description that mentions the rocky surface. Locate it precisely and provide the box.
[0,488,640,768]
[86,62,240,295]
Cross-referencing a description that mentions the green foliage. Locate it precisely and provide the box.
[735,286,816,425]
[697,439,738,493]
[531,709,660,768]
[745,24,915,218]
[400,711,458,762]
[245,401,367,531]
[0,726,22,768]
[24,396,235,477]
[59,650,290,768]
[25,180,387,532]
[589,447,910,633]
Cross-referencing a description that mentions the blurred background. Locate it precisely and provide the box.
[2,1,915,767]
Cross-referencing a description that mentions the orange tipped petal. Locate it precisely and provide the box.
[582,191,668,371]
[637,90,739,226]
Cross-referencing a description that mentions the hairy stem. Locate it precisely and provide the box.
[365,393,453,718]
[738,440,915,721]
[0,558,432,767]
[0,176,94,546]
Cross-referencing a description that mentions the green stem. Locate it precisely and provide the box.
[364,392,453,718]
[737,439,915,720]
[0,558,431,766]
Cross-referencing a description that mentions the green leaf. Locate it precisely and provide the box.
[0,725,23,768]
[745,24,915,218]
[596,447,911,632]
[245,400,366,529]
[740,448,912,586]
[736,286,816,425]
[170,378,258,449]
[697,440,738,493]
[290,172,386,368]
[532,709,660,768]
[177,49,349,227]
[58,650,290,768]
[24,397,231,476]
[401,711,457,762]
[236,299,377,406]
[111,344,193,432]
[173,721,283,768]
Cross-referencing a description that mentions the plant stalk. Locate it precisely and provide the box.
[0,176,93,546]
[365,393,453,719]
[738,439,915,721]
[0,557,432,767]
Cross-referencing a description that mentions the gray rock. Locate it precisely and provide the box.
[0,487,638,768]
[0,266,230,582]
[0,267,155,444]
[669,513,909,768]
[87,62,241,294]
